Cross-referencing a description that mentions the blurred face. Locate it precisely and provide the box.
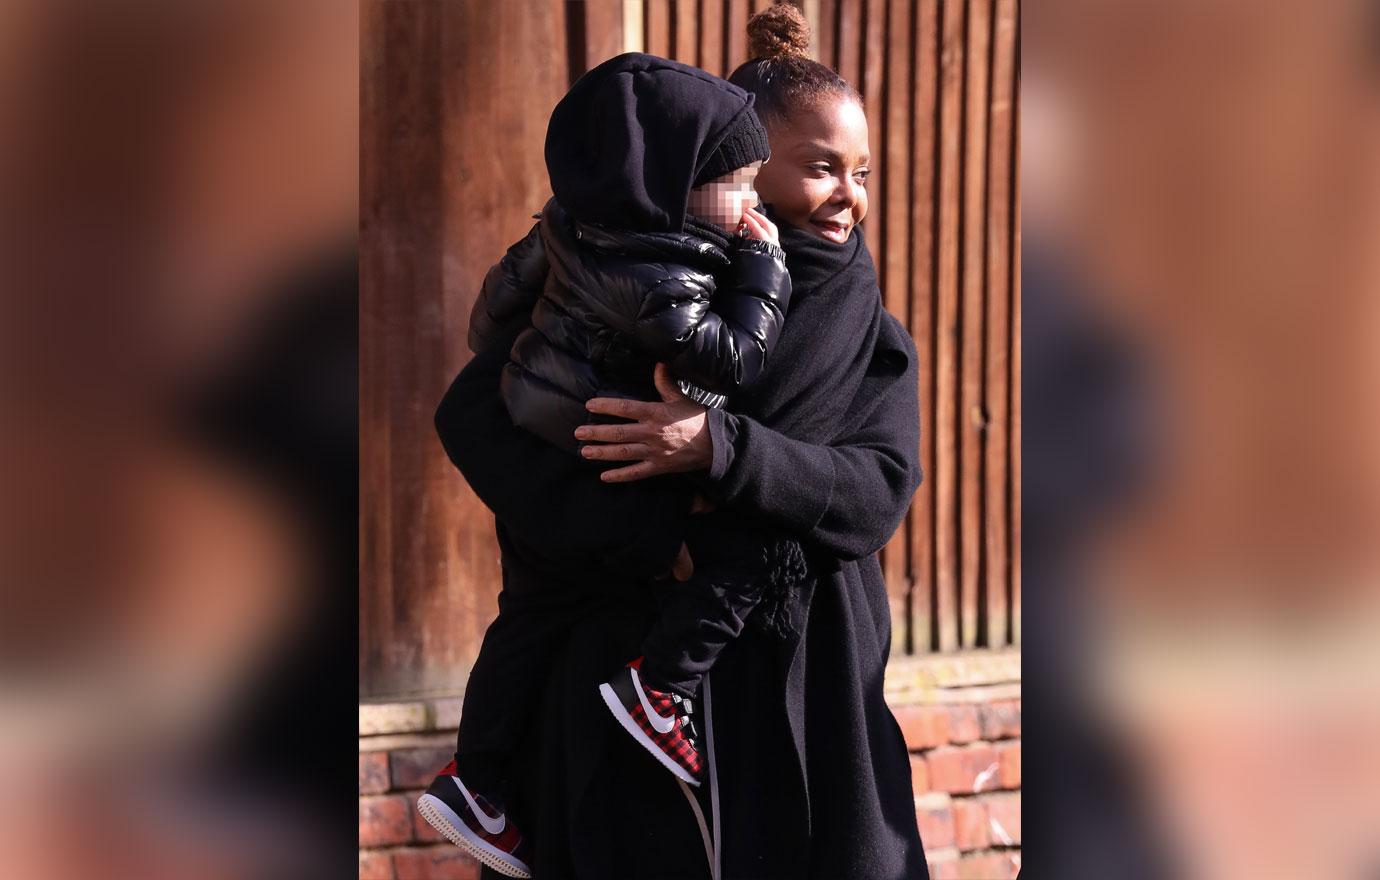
[687,160,762,231]
[755,96,870,243]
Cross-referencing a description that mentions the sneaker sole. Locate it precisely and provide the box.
[598,682,701,787]
[416,793,532,879]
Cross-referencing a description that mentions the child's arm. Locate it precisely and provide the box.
[468,221,547,355]
[625,235,791,395]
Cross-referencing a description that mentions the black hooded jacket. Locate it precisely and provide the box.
[467,54,792,453]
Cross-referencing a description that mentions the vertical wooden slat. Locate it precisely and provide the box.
[646,0,671,58]
[750,0,773,14]
[1009,34,1021,646]
[836,0,860,90]
[623,0,645,53]
[818,0,837,69]
[802,0,821,61]
[360,0,389,693]
[672,0,698,64]
[583,0,626,70]
[725,0,750,69]
[699,0,725,75]
[859,0,885,245]
[958,0,991,649]
[983,0,1015,647]
[933,0,964,653]
[908,0,939,654]
[877,0,910,650]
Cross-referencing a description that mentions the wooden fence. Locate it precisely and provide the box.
[361,0,1020,698]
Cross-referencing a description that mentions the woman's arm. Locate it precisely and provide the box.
[435,341,690,579]
[703,372,920,560]
[580,357,922,562]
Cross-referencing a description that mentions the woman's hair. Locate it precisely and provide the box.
[728,2,861,128]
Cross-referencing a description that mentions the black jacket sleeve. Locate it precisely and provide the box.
[702,343,922,561]
[468,222,548,354]
[435,340,690,579]
[629,239,792,394]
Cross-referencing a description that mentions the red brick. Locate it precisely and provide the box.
[982,792,1021,845]
[910,754,930,794]
[360,794,414,847]
[894,704,950,749]
[951,797,990,851]
[926,745,1001,794]
[389,747,453,791]
[945,704,982,744]
[360,752,391,795]
[392,845,480,880]
[359,849,394,880]
[914,794,955,849]
[955,851,1019,879]
[979,699,1021,739]
[997,740,1021,788]
[403,791,445,843]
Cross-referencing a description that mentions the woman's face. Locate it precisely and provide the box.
[755,96,870,243]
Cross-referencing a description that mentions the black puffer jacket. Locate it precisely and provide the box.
[468,198,791,453]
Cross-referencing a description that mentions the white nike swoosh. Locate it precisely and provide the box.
[452,776,506,835]
[630,666,677,734]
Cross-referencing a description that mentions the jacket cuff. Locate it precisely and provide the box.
[729,237,787,263]
[706,407,739,483]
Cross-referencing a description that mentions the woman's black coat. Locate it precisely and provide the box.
[436,223,929,880]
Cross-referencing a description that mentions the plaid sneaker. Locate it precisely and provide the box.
[415,760,531,878]
[597,658,704,786]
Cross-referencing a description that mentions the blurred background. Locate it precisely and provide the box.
[360,1,1021,877]
[1025,0,1380,878]
[0,1,357,878]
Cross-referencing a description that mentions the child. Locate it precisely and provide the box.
[416,53,793,878]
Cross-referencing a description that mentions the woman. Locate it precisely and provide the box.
[436,7,928,878]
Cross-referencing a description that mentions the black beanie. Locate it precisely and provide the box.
[546,53,768,232]
[693,105,771,186]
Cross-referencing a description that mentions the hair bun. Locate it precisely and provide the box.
[747,2,811,60]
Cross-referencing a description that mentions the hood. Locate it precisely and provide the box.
[545,52,762,234]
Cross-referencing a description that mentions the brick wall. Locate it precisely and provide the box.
[359,650,1020,879]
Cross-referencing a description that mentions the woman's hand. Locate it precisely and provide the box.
[574,364,712,482]
[740,205,779,246]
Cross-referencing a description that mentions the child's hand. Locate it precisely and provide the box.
[737,206,779,246]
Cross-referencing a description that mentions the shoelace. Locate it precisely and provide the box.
[670,693,699,747]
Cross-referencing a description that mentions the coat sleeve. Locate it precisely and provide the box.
[435,339,690,579]
[628,240,792,395]
[468,222,548,354]
[701,348,922,561]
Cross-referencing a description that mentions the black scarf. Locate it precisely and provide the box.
[737,218,898,445]
[742,219,907,638]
